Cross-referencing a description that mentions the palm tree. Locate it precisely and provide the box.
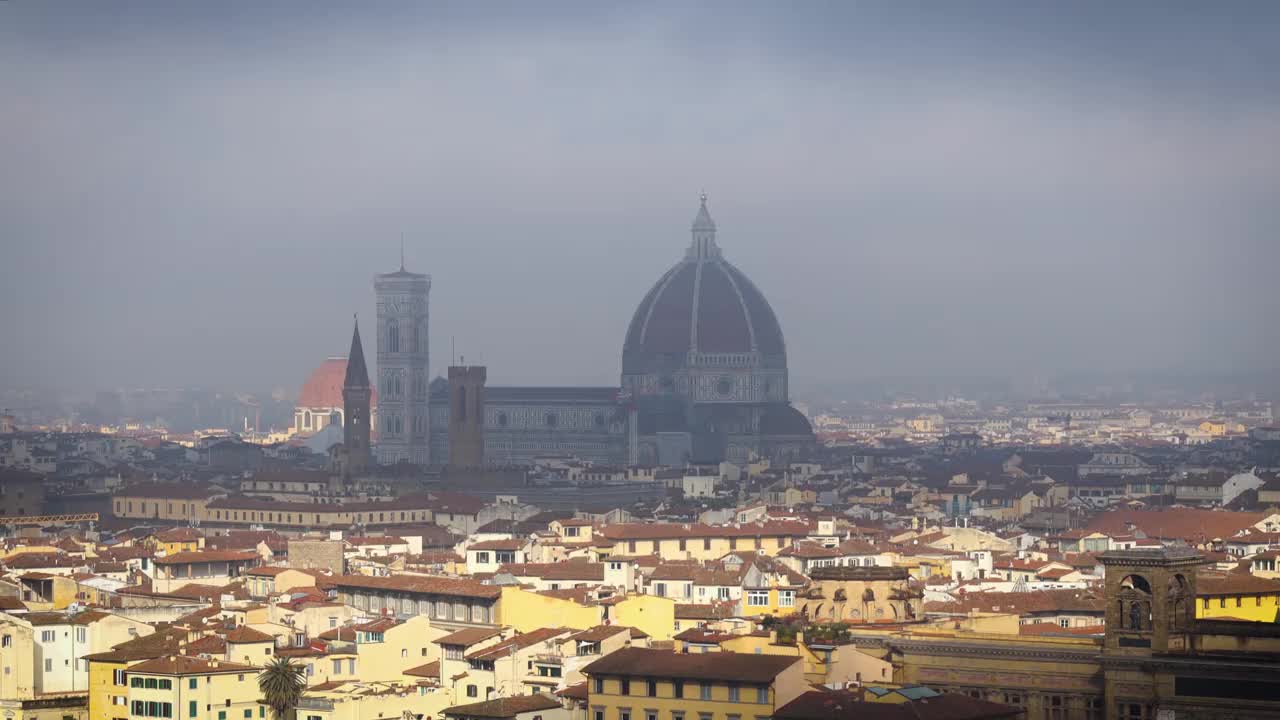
[258,657,307,720]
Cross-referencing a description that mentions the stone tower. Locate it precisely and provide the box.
[1099,546,1202,655]
[374,260,431,465]
[447,365,486,467]
[342,318,372,474]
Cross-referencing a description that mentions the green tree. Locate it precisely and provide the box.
[258,657,307,720]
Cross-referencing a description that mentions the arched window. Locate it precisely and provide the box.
[456,386,467,422]
[388,323,400,353]
[303,411,312,429]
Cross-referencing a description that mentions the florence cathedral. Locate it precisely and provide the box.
[300,196,815,468]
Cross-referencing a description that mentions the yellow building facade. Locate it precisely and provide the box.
[582,648,806,720]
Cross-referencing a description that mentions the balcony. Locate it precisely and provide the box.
[533,653,564,665]
[297,698,335,712]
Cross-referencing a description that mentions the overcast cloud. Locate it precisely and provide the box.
[2,1,1278,394]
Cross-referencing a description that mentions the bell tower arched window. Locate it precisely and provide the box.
[388,322,399,353]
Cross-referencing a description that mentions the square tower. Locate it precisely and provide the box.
[374,265,431,465]
[447,365,486,467]
[1099,546,1202,655]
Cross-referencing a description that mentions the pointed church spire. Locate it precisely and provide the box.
[344,315,370,389]
[687,191,720,260]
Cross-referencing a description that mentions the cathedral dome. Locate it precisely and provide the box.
[298,357,376,408]
[623,196,786,371]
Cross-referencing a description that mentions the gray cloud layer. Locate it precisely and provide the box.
[3,2,1278,393]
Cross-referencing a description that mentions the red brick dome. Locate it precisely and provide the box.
[298,357,377,408]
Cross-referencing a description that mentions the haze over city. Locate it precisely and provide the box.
[3,2,1279,394]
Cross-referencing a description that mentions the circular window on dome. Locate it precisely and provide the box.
[497,412,508,428]
[545,413,559,428]
[716,376,733,397]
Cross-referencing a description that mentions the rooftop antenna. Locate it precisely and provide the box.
[451,336,456,366]
[399,234,406,271]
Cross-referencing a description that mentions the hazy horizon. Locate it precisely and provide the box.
[4,2,1279,395]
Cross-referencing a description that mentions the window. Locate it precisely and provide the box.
[475,552,490,564]
[114,669,127,686]
[647,679,657,697]
[594,677,605,694]
[245,711,253,719]
[158,679,172,690]
[700,682,712,700]
[219,713,227,720]
[673,681,683,699]
[132,678,144,688]
[594,710,605,720]
[1046,695,1066,720]
[467,685,478,698]
[621,678,630,695]
[45,659,53,672]
[1119,703,1151,720]
[779,590,795,607]
[1,635,9,648]
[655,583,667,598]
[620,711,630,720]
[728,684,740,702]
[333,659,342,674]
[76,627,87,643]
[41,630,56,642]
[747,590,769,607]
[756,687,769,704]
[189,678,198,689]
[647,713,657,720]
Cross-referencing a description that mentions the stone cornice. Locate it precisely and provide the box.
[889,638,1102,664]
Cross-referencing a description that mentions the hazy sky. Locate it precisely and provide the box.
[3,2,1279,395]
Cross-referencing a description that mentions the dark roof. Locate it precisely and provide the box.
[224,626,274,643]
[128,656,255,676]
[443,694,562,719]
[404,660,440,678]
[436,627,504,647]
[153,550,258,565]
[84,628,188,663]
[776,690,1022,720]
[334,574,501,600]
[582,647,798,683]
[759,405,814,437]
